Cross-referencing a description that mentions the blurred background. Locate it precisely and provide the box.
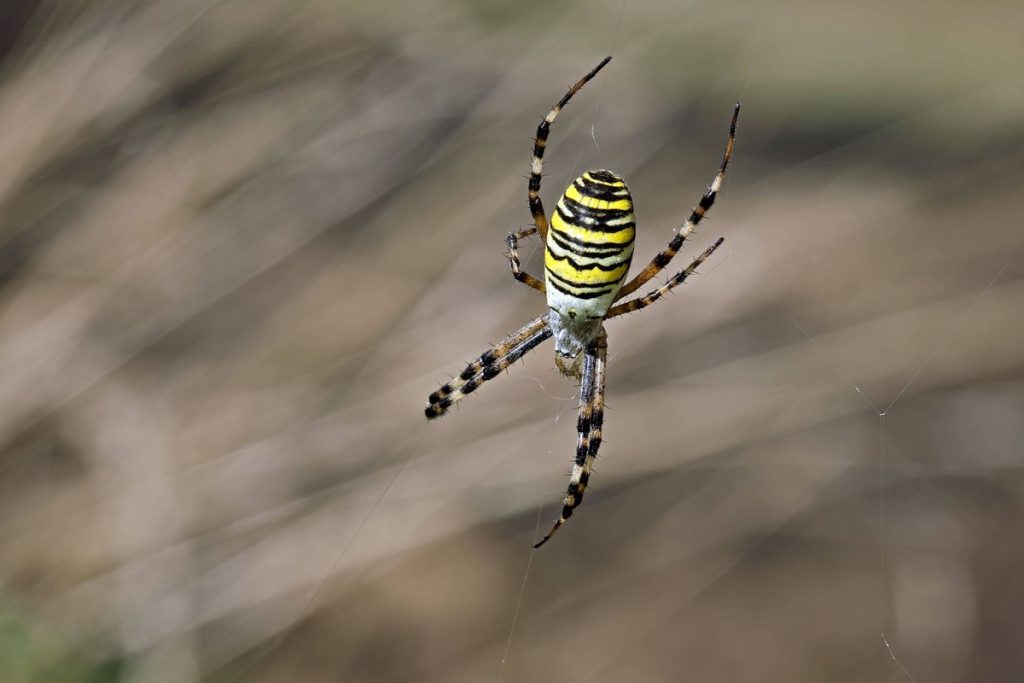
[0,0,1022,681]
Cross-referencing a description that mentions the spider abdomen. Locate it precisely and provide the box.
[545,170,635,361]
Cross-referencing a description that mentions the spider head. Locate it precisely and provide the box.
[548,309,601,378]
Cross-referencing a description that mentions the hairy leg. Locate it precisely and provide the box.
[535,328,607,547]
[616,103,739,300]
[425,314,552,419]
[608,238,724,318]
[528,56,613,241]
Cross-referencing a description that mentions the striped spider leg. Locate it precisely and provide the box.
[608,237,725,318]
[615,102,739,301]
[509,55,613,291]
[425,314,551,419]
[528,55,612,242]
[534,330,606,547]
[534,214,728,547]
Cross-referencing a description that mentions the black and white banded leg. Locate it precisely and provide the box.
[528,56,613,242]
[608,238,724,318]
[425,314,552,419]
[616,102,739,301]
[535,329,607,547]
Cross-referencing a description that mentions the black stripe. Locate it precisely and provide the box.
[574,177,632,202]
[546,249,630,272]
[587,169,620,184]
[546,268,620,290]
[698,190,716,211]
[547,277,616,300]
[556,202,635,233]
[504,327,553,367]
[549,228,630,256]
[546,269,622,297]
[478,327,552,382]
[550,223,634,250]
[560,195,634,222]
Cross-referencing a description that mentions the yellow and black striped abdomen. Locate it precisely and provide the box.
[545,170,635,319]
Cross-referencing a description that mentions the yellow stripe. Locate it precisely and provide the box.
[545,250,629,285]
[564,184,632,211]
[551,210,635,246]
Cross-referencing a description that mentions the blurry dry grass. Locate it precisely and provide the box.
[0,0,1022,681]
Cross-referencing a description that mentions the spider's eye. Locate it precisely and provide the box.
[567,310,577,319]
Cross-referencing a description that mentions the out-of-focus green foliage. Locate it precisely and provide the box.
[0,601,121,683]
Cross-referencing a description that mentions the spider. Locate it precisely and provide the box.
[425,56,739,547]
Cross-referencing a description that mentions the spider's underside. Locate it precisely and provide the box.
[425,56,739,547]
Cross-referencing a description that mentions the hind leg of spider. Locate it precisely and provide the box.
[426,313,553,419]
[608,238,724,318]
[529,56,612,242]
[506,228,545,293]
[616,103,739,301]
[535,328,607,548]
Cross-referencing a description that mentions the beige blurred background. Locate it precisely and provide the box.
[0,1,1022,681]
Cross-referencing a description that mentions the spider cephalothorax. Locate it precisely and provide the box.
[549,310,600,378]
[425,56,739,546]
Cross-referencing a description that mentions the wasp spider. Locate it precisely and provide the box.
[425,56,739,547]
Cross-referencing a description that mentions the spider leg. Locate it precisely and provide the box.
[425,314,552,419]
[529,56,612,242]
[535,328,607,548]
[607,238,724,318]
[616,103,739,301]
[506,227,545,293]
